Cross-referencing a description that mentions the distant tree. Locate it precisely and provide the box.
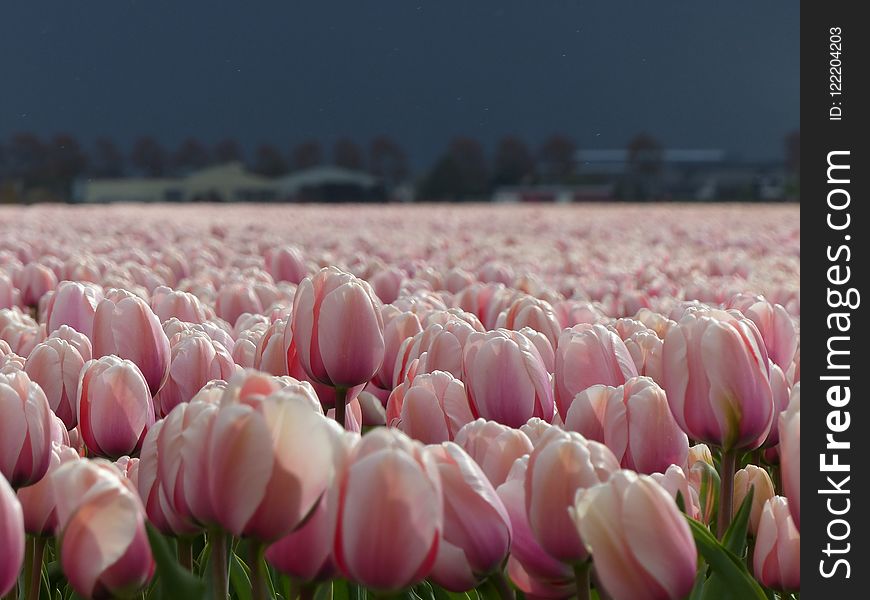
[47,134,88,190]
[539,135,576,182]
[91,137,125,178]
[291,140,323,171]
[784,130,799,176]
[492,136,535,187]
[369,135,409,188]
[253,144,288,177]
[419,137,488,201]
[131,137,168,177]
[625,132,664,201]
[7,133,49,185]
[333,138,364,170]
[173,138,211,173]
[215,138,244,164]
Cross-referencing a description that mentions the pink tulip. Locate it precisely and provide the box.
[496,456,575,597]
[215,281,265,326]
[763,362,790,447]
[51,459,155,599]
[650,464,701,520]
[77,356,156,459]
[753,496,800,591]
[387,370,474,443]
[454,419,533,487]
[155,330,236,416]
[291,267,385,389]
[727,293,797,369]
[563,377,688,474]
[623,329,664,384]
[0,274,18,310]
[370,266,405,303]
[265,430,356,582]
[0,473,25,597]
[265,245,308,284]
[427,442,512,591]
[495,295,562,349]
[333,429,442,592]
[24,327,93,428]
[525,428,620,564]
[394,318,479,385]
[0,369,53,487]
[571,470,697,600]
[17,443,80,535]
[16,262,57,306]
[253,318,289,376]
[779,384,800,530]
[43,281,103,339]
[93,291,171,395]
[554,324,638,420]
[371,306,422,391]
[662,309,773,451]
[463,329,554,428]
[734,464,776,535]
[150,285,211,324]
[207,386,338,541]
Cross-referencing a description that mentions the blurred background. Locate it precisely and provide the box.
[0,0,798,204]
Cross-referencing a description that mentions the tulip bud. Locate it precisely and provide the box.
[734,464,776,535]
[454,419,534,487]
[17,443,80,535]
[779,384,800,530]
[570,470,697,600]
[77,356,156,459]
[25,328,92,428]
[0,370,53,487]
[0,473,25,597]
[387,370,473,443]
[753,496,800,591]
[43,281,103,339]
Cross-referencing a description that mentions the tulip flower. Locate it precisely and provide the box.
[454,419,534,487]
[333,429,442,592]
[291,267,385,426]
[43,280,103,339]
[155,330,236,416]
[17,443,80,535]
[77,356,156,459]
[0,369,53,487]
[570,470,697,600]
[554,324,638,420]
[563,377,688,474]
[265,245,308,284]
[495,295,562,349]
[0,473,25,597]
[733,464,776,535]
[650,463,701,520]
[24,327,92,428]
[92,291,171,395]
[16,262,57,307]
[525,428,620,564]
[427,442,512,591]
[371,306,422,391]
[150,285,211,323]
[779,384,800,530]
[727,293,797,369]
[463,329,554,427]
[52,459,154,599]
[215,281,265,326]
[394,318,479,384]
[387,370,474,443]
[753,496,800,591]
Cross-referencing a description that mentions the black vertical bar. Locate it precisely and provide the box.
[802,1,867,596]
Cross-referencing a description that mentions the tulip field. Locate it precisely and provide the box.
[0,203,799,600]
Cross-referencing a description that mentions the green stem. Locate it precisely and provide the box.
[209,528,229,600]
[573,562,591,600]
[249,542,267,600]
[23,537,34,600]
[334,387,348,429]
[178,537,194,571]
[26,536,46,600]
[717,450,738,539]
[491,570,516,600]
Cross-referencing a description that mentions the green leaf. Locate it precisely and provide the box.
[314,581,335,600]
[146,525,207,600]
[685,518,766,600]
[723,486,754,557]
[229,552,253,600]
[332,580,367,600]
[430,584,476,600]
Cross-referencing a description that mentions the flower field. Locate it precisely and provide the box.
[0,203,799,600]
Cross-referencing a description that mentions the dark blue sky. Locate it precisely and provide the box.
[0,0,799,166]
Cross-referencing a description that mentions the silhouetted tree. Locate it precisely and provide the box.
[292,140,323,171]
[215,138,244,164]
[419,137,488,201]
[173,138,211,173]
[253,144,287,177]
[47,134,88,191]
[91,137,125,178]
[539,135,576,182]
[131,137,168,177]
[370,135,409,188]
[333,138,364,170]
[7,133,48,185]
[625,132,664,201]
[492,136,535,186]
